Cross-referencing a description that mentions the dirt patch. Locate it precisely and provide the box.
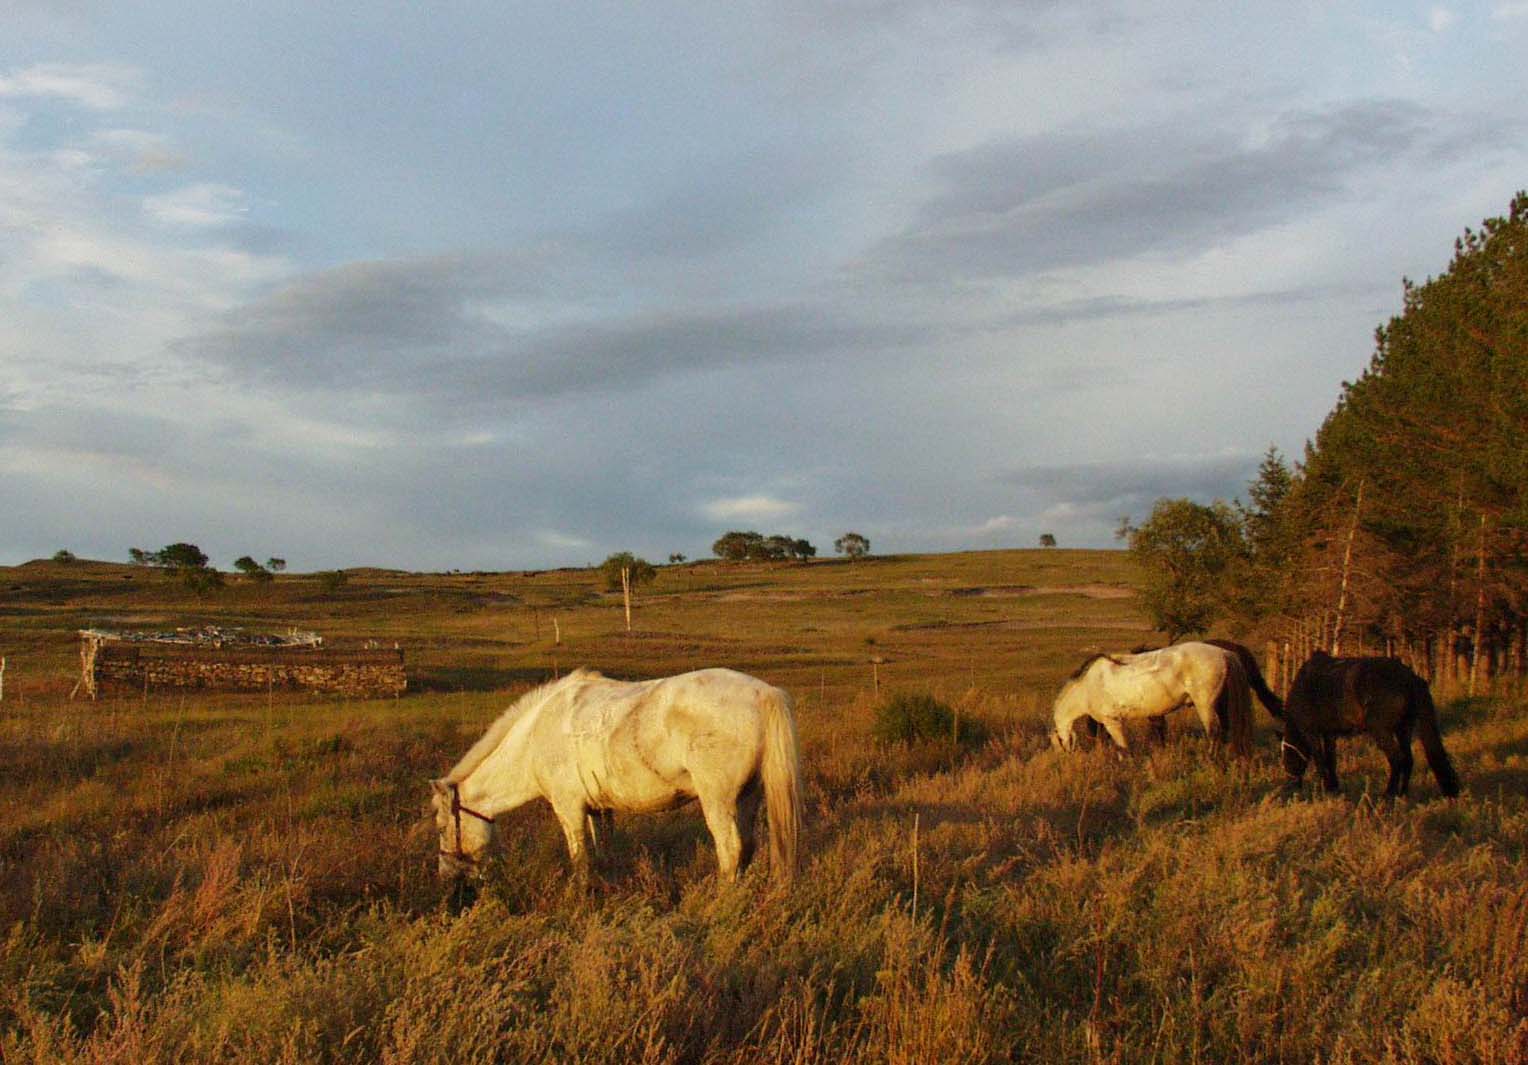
[929,584,1134,600]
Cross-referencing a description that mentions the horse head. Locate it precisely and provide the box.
[430,778,496,880]
[1276,727,1311,777]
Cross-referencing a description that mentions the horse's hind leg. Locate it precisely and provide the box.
[697,788,745,884]
[735,778,763,874]
[1372,722,1414,798]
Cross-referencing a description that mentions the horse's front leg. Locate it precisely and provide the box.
[586,808,615,854]
[1317,735,1341,793]
[1099,718,1130,753]
[550,797,592,883]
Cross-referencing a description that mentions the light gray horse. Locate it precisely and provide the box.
[1051,642,1253,756]
[432,667,803,887]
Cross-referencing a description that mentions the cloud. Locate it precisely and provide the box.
[700,495,801,521]
[1428,7,1458,32]
[181,253,932,409]
[1492,1,1528,18]
[0,62,140,110]
[143,183,248,227]
[1002,452,1262,521]
[869,100,1435,282]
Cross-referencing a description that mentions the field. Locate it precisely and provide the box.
[2,550,1526,1063]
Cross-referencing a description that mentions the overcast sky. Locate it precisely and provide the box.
[4,2,1525,570]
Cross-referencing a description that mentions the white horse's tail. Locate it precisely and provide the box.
[761,688,804,882]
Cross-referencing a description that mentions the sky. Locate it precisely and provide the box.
[3,2,1526,571]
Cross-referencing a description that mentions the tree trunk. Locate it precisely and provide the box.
[1331,480,1364,655]
[1468,513,1487,697]
[621,566,632,632]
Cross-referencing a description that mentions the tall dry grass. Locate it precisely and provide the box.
[2,553,1526,1062]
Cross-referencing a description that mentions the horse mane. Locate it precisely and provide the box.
[445,669,604,782]
[1068,651,1129,680]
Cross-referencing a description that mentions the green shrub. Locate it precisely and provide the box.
[872,692,985,747]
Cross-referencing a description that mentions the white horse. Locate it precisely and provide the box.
[431,667,803,886]
[1050,642,1252,756]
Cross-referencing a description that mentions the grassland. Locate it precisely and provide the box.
[2,550,1525,1063]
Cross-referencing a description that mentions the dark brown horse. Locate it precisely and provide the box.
[1280,651,1460,798]
[1085,639,1281,744]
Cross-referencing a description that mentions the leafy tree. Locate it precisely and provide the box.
[714,530,763,561]
[835,532,871,559]
[667,553,686,565]
[1120,499,1246,641]
[155,543,210,571]
[52,549,76,563]
[128,542,221,592]
[601,552,656,631]
[233,556,274,583]
[600,552,656,592]
[266,557,287,573]
[714,529,815,562]
[764,535,795,560]
[1039,533,1057,548]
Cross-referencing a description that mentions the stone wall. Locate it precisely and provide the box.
[81,638,406,698]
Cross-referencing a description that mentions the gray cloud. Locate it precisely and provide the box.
[182,254,933,411]
[1002,452,1263,522]
[872,99,1436,281]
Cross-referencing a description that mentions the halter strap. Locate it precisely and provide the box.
[442,782,496,864]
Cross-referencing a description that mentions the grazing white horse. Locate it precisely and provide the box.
[1051,642,1252,756]
[431,667,803,885]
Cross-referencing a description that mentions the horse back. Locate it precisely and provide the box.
[1289,653,1414,733]
[563,669,775,810]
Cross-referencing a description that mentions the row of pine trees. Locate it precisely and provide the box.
[1127,192,1528,696]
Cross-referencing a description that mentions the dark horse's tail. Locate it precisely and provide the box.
[1410,674,1461,797]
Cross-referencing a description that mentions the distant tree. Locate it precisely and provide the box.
[129,542,221,591]
[790,538,817,560]
[317,570,349,594]
[266,557,287,573]
[763,535,794,560]
[714,530,764,561]
[667,553,687,565]
[1039,533,1057,548]
[1120,499,1246,641]
[233,555,274,583]
[182,567,225,595]
[601,552,657,631]
[154,543,210,571]
[52,549,76,563]
[835,532,871,559]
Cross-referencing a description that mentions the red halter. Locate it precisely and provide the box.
[441,782,495,865]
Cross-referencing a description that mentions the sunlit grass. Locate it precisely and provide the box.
[2,551,1525,1062]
